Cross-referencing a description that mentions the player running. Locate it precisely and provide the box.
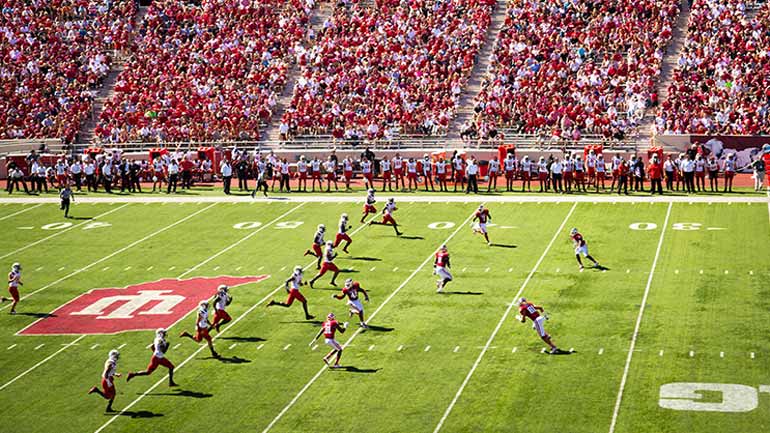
[210,285,232,332]
[517,298,559,354]
[88,349,121,412]
[126,328,178,386]
[570,228,600,271]
[333,278,370,328]
[333,213,352,253]
[434,244,453,293]
[309,241,340,287]
[368,197,402,236]
[179,301,220,358]
[310,312,347,368]
[471,204,492,245]
[2,263,22,314]
[267,266,315,320]
[303,224,326,269]
[361,188,377,223]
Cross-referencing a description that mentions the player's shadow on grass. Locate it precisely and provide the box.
[364,325,394,332]
[399,235,424,240]
[490,243,517,249]
[280,320,323,325]
[347,256,382,262]
[145,389,213,399]
[110,410,163,419]
[218,336,266,342]
[335,366,381,374]
[439,291,483,296]
[212,355,251,364]
[14,312,56,318]
[339,269,359,274]
[67,216,93,220]
[547,349,576,356]
[592,265,610,271]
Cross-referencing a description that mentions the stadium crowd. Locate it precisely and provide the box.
[278,0,495,141]
[466,0,680,143]
[655,0,770,135]
[0,0,137,143]
[93,0,313,144]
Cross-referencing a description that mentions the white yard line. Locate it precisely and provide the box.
[608,202,673,433]
[0,204,129,261]
[432,202,577,433]
[262,207,480,433]
[4,204,218,314]
[0,335,85,391]
[0,203,43,221]
[95,203,373,433]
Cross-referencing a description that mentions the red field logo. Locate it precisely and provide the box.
[18,276,269,336]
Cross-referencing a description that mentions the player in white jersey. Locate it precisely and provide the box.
[88,349,121,412]
[361,188,377,223]
[211,285,232,332]
[368,197,402,236]
[333,213,353,253]
[610,155,622,192]
[436,158,449,191]
[309,241,341,287]
[267,266,314,320]
[504,153,516,191]
[127,328,178,386]
[296,156,308,192]
[333,278,370,328]
[487,156,500,192]
[310,157,323,192]
[342,157,354,190]
[2,263,22,314]
[325,157,339,192]
[179,301,219,358]
[361,158,374,190]
[520,156,532,192]
[380,158,393,191]
[392,154,406,190]
[304,224,326,269]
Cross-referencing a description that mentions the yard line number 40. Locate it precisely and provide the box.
[629,223,725,231]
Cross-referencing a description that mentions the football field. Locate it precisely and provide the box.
[0,196,768,433]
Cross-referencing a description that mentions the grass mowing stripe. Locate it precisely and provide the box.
[262,204,481,433]
[95,203,371,433]
[0,335,85,391]
[0,203,43,221]
[5,203,217,315]
[0,203,129,261]
[432,202,577,433]
[607,201,672,433]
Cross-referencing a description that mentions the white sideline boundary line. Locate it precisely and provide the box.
[0,204,129,261]
[0,203,43,221]
[432,202,577,433]
[95,202,377,433]
[607,202,673,433]
[262,206,480,433]
[0,335,85,391]
[4,203,218,314]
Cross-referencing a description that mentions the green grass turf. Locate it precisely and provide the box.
[0,200,767,433]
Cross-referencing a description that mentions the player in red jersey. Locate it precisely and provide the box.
[333,278,370,328]
[267,266,314,320]
[210,285,232,332]
[303,224,326,269]
[2,263,22,314]
[126,328,178,386]
[369,197,402,236]
[361,189,377,223]
[517,298,559,354]
[471,204,492,245]
[309,241,340,287]
[310,313,347,368]
[434,245,453,293]
[179,301,220,358]
[333,213,352,253]
[88,349,121,412]
[570,228,600,271]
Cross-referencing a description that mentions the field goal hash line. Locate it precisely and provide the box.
[261,205,482,433]
[95,200,393,433]
[0,203,229,392]
[431,202,577,433]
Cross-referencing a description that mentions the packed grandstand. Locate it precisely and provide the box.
[1,0,769,190]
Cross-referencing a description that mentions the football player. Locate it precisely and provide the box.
[368,198,402,236]
[517,298,559,354]
[471,204,492,245]
[211,285,232,332]
[179,301,219,358]
[267,266,315,320]
[2,263,22,314]
[570,228,600,271]
[303,224,326,269]
[310,313,347,368]
[88,349,121,412]
[434,245,452,293]
[309,241,340,287]
[361,189,377,223]
[333,213,353,253]
[333,279,370,328]
[127,328,178,386]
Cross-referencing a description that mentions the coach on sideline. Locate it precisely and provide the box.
[221,158,233,195]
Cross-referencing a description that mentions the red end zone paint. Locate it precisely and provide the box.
[19,276,269,335]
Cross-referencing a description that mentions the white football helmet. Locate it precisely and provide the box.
[326,240,334,247]
[108,349,120,361]
[318,224,325,231]
[11,263,21,271]
[368,188,375,194]
[218,284,228,293]
[341,213,348,220]
[199,301,208,309]
[344,278,353,288]
[294,265,303,273]
[388,197,394,203]
[156,328,167,338]
[440,244,448,252]
[570,228,578,235]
